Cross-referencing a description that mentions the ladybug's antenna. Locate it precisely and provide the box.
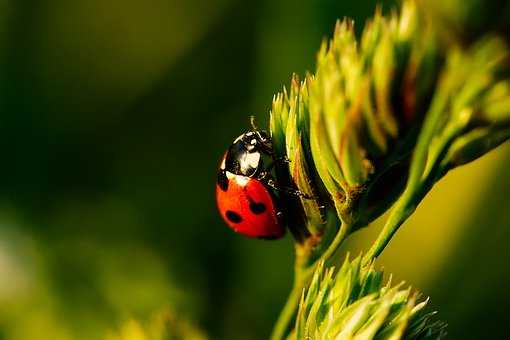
[249,115,258,131]
[249,115,271,148]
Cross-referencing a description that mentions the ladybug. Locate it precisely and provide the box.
[215,127,286,239]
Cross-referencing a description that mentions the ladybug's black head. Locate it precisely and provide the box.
[224,130,272,178]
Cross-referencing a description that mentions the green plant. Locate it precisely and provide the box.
[291,256,446,339]
[268,0,510,338]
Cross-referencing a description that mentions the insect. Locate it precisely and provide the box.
[215,120,293,239]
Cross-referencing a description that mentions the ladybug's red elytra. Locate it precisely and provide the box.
[215,128,286,239]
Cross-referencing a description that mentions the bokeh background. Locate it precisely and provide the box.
[1,0,509,339]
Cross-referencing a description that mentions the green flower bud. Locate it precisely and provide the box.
[291,255,446,340]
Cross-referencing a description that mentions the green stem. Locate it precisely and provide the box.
[312,217,351,270]
[362,191,416,265]
[269,276,305,340]
[363,119,467,265]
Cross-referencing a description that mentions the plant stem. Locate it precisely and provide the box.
[362,128,457,265]
[362,199,413,265]
[312,217,351,270]
[269,276,304,340]
[362,181,433,265]
[362,92,456,264]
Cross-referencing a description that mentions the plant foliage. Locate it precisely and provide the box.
[269,0,509,338]
[291,255,446,340]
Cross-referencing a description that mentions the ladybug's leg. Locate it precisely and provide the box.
[264,157,290,173]
[257,134,273,155]
[273,156,290,164]
[258,171,312,199]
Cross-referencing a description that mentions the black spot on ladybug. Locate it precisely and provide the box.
[217,170,229,191]
[249,202,266,214]
[226,210,242,223]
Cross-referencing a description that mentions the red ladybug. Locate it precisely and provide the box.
[216,129,285,239]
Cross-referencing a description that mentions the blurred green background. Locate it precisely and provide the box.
[1,0,509,339]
